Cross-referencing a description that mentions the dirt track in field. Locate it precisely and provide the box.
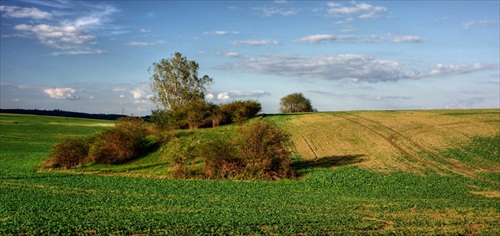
[280,110,500,177]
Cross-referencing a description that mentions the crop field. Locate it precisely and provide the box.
[1,110,499,235]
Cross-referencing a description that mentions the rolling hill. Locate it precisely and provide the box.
[1,109,499,234]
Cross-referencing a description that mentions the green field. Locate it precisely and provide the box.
[1,110,499,235]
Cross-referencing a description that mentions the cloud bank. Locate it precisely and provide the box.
[4,2,117,55]
[224,54,495,82]
[232,39,280,46]
[326,2,386,19]
[295,34,424,44]
[206,90,271,101]
[0,5,53,19]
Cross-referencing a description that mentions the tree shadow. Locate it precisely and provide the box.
[292,154,366,170]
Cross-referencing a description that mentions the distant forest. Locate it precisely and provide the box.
[0,109,149,121]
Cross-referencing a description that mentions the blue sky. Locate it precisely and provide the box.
[1,0,499,116]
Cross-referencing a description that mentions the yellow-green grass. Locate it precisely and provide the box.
[274,110,499,176]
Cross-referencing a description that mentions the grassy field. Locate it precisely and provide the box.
[1,110,499,235]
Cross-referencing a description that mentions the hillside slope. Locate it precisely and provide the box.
[273,110,499,177]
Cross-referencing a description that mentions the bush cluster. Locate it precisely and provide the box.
[238,119,292,179]
[44,118,151,169]
[175,118,293,180]
[151,99,262,130]
[44,136,92,169]
[45,113,292,181]
[87,118,149,164]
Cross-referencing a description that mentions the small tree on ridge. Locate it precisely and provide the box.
[279,92,314,113]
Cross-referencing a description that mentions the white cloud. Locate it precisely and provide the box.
[224,54,402,82]
[134,99,149,104]
[126,40,166,47]
[14,24,95,48]
[139,28,151,33]
[295,34,424,44]
[0,5,54,19]
[232,39,280,46]
[43,87,79,100]
[205,93,215,100]
[71,4,118,28]
[224,51,240,57]
[227,55,495,82]
[387,34,424,43]
[463,20,500,30]
[253,7,300,17]
[130,88,147,99]
[429,63,495,76]
[217,92,230,100]
[50,49,108,56]
[295,34,337,43]
[326,2,386,19]
[204,30,240,35]
[207,90,271,101]
[8,2,117,55]
[231,90,271,98]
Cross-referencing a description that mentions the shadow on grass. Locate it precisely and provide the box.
[292,154,366,170]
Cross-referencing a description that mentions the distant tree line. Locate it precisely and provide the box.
[0,109,131,121]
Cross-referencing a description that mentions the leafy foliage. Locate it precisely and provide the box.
[238,118,292,179]
[176,119,292,180]
[200,138,241,179]
[151,99,262,130]
[45,117,151,167]
[149,52,213,111]
[220,99,262,125]
[44,136,93,169]
[280,92,314,113]
[151,109,188,130]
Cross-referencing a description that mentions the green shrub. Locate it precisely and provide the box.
[168,139,199,179]
[87,118,149,164]
[209,105,229,127]
[164,118,292,180]
[238,118,292,179]
[199,139,242,179]
[151,101,214,130]
[45,136,93,169]
[151,109,188,130]
[184,100,213,129]
[221,100,262,125]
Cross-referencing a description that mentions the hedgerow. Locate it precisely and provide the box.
[45,117,151,168]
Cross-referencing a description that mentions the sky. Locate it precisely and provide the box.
[1,0,499,116]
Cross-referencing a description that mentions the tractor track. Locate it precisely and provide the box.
[333,113,444,174]
[334,113,488,178]
[346,114,487,178]
[297,132,319,160]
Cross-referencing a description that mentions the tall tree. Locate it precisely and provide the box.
[149,52,213,111]
[279,92,314,113]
